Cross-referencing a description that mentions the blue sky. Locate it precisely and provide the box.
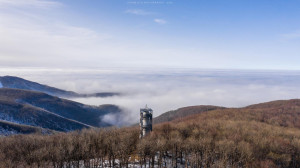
[1,0,300,70]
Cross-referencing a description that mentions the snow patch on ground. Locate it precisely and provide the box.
[0,81,2,88]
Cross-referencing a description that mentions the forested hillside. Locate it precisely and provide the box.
[0,99,300,167]
[153,105,225,124]
[0,88,122,133]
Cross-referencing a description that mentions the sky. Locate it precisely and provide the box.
[1,0,300,70]
[1,0,300,125]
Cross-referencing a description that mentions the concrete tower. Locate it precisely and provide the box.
[139,105,153,138]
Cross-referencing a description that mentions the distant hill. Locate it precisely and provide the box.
[0,88,122,133]
[165,99,300,129]
[242,99,300,128]
[245,99,300,110]
[153,105,225,124]
[0,76,120,98]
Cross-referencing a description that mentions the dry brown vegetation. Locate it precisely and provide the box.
[153,105,225,124]
[1,99,300,167]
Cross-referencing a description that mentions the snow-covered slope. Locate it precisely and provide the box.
[0,88,122,135]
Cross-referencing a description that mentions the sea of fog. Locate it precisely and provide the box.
[1,68,300,126]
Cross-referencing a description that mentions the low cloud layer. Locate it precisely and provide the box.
[1,68,300,126]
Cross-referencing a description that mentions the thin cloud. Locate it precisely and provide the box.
[125,9,153,15]
[281,30,300,40]
[154,18,167,24]
[0,0,61,8]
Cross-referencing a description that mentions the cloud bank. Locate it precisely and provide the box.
[1,68,300,126]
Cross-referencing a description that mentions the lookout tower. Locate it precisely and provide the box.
[139,105,153,138]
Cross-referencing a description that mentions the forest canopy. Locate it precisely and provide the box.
[1,99,300,168]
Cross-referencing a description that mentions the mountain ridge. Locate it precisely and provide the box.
[153,105,225,124]
[0,76,120,98]
[0,88,122,134]
[153,99,300,129]
[162,99,300,129]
